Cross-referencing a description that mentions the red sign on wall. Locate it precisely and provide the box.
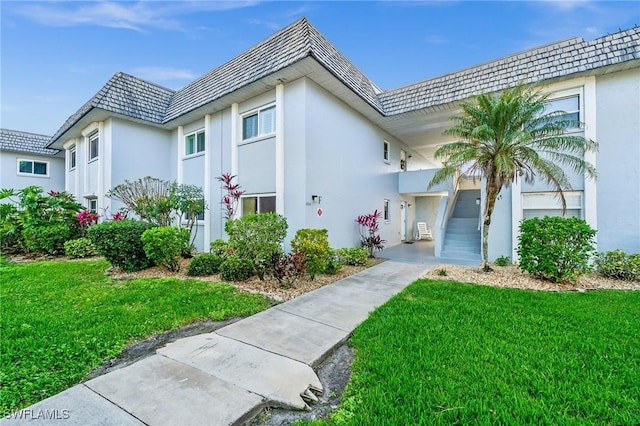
[317,208,323,217]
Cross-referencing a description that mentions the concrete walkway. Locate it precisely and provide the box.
[4,243,476,425]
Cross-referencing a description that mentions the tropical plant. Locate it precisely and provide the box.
[291,229,331,279]
[356,210,386,257]
[217,173,244,220]
[107,177,174,226]
[428,84,597,271]
[141,226,190,272]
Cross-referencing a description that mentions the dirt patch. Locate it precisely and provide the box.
[108,257,385,301]
[86,318,241,379]
[424,264,640,291]
[248,345,355,426]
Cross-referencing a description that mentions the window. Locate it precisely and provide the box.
[241,195,276,216]
[185,130,205,156]
[87,198,98,213]
[185,211,205,221]
[383,199,390,222]
[242,105,276,140]
[522,192,582,220]
[69,146,76,170]
[383,140,390,163]
[543,95,580,129]
[18,159,48,176]
[400,149,407,172]
[89,132,99,161]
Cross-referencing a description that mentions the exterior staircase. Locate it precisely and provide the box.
[441,189,481,261]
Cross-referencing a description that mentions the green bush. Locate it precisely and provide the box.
[220,256,254,281]
[187,253,224,276]
[271,252,307,288]
[22,224,80,255]
[517,216,596,283]
[64,238,96,258]
[210,239,233,260]
[337,247,369,266]
[141,226,190,272]
[325,249,345,275]
[88,219,155,272]
[225,213,288,280]
[596,250,640,281]
[494,255,511,267]
[291,229,331,279]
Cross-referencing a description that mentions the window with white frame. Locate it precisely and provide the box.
[522,191,582,220]
[69,146,76,170]
[88,132,99,161]
[383,199,390,221]
[241,195,276,216]
[400,149,407,171]
[242,105,276,140]
[86,197,98,213]
[185,130,205,156]
[18,159,49,176]
[383,140,390,163]
[543,95,580,129]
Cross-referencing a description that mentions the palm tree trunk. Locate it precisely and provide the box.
[482,177,500,272]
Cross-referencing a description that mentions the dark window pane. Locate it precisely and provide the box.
[196,132,205,152]
[242,197,257,216]
[34,162,47,175]
[19,161,32,174]
[259,196,276,213]
[243,114,258,139]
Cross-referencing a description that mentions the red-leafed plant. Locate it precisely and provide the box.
[77,209,99,236]
[356,209,386,257]
[217,173,245,220]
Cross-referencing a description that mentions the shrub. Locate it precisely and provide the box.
[22,224,80,255]
[141,226,190,272]
[596,250,640,281]
[220,256,254,281]
[210,239,233,260]
[88,219,155,272]
[494,255,511,267]
[187,253,224,276]
[271,252,307,288]
[64,238,96,258]
[225,213,288,280]
[356,210,386,257]
[517,216,596,284]
[437,268,448,276]
[325,249,344,275]
[291,229,331,279]
[337,247,369,266]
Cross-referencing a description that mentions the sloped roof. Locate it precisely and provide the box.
[51,72,175,143]
[50,19,640,145]
[164,17,383,121]
[0,128,59,156]
[380,26,640,115]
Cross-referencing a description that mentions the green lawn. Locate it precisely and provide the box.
[0,259,274,415]
[311,280,640,425]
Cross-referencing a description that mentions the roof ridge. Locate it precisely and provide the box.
[0,128,52,138]
[116,71,177,93]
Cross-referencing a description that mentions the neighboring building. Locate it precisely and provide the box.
[0,129,65,194]
[45,18,640,257]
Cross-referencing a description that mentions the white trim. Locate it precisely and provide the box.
[97,121,105,214]
[582,76,598,246]
[231,103,239,178]
[383,140,390,163]
[88,131,100,162]
[511,178,522,262]
[241,103,276,142]
[203,114,212,250]
[183,128,205,158]
[16,158,50,178]
[81,122,100,137]
[177,126,184,184]
[275,83,284,215]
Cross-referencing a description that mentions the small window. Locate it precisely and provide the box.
[185,211,205,221]
[241,195,276,216]
[69,146,76,170]
[242,105,276,141]
[383,199,390,221]
[185,130,205,156]
[522,192,582,220]
[18,159,49,176]
[383,140,390,163]
[400,149,407,172]
[87,198,98,213]
[89,132,99,161]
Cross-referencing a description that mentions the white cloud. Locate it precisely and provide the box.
[424,35,448,45]
[130,66,197,83]
[539,0,596,12]
[11,1,260,32]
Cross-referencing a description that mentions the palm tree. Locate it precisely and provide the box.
[429,84,597,271]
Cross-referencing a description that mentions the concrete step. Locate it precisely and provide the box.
[440,250,482,262]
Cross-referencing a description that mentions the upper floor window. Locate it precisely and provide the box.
[543,95,580,129]
[69,146,76,171]
[18,159,48,177]
[242,105,276,140]
[88,132,99,161]
[383,140,390,163]
[185,130,205,156]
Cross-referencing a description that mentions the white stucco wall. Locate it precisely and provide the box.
[596,68,640,253]
[0,152,65,193]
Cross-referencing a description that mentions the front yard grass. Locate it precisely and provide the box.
[0,259,274,415]
[312,280,640,425]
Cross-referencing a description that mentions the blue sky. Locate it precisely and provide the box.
[1,1,639,136]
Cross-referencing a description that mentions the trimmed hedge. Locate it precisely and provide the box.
[220,256,254,281]
[141,226,190,272]
[64,238,96,259]
[22,224,80,255]
[88,219,155,272]
[188,253,224,276]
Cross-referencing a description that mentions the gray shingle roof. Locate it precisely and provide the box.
[379,26,640,115]
[164,17,383,121]
[51,72,175,143]
[0,129,59,156]
[50,19,639,145]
